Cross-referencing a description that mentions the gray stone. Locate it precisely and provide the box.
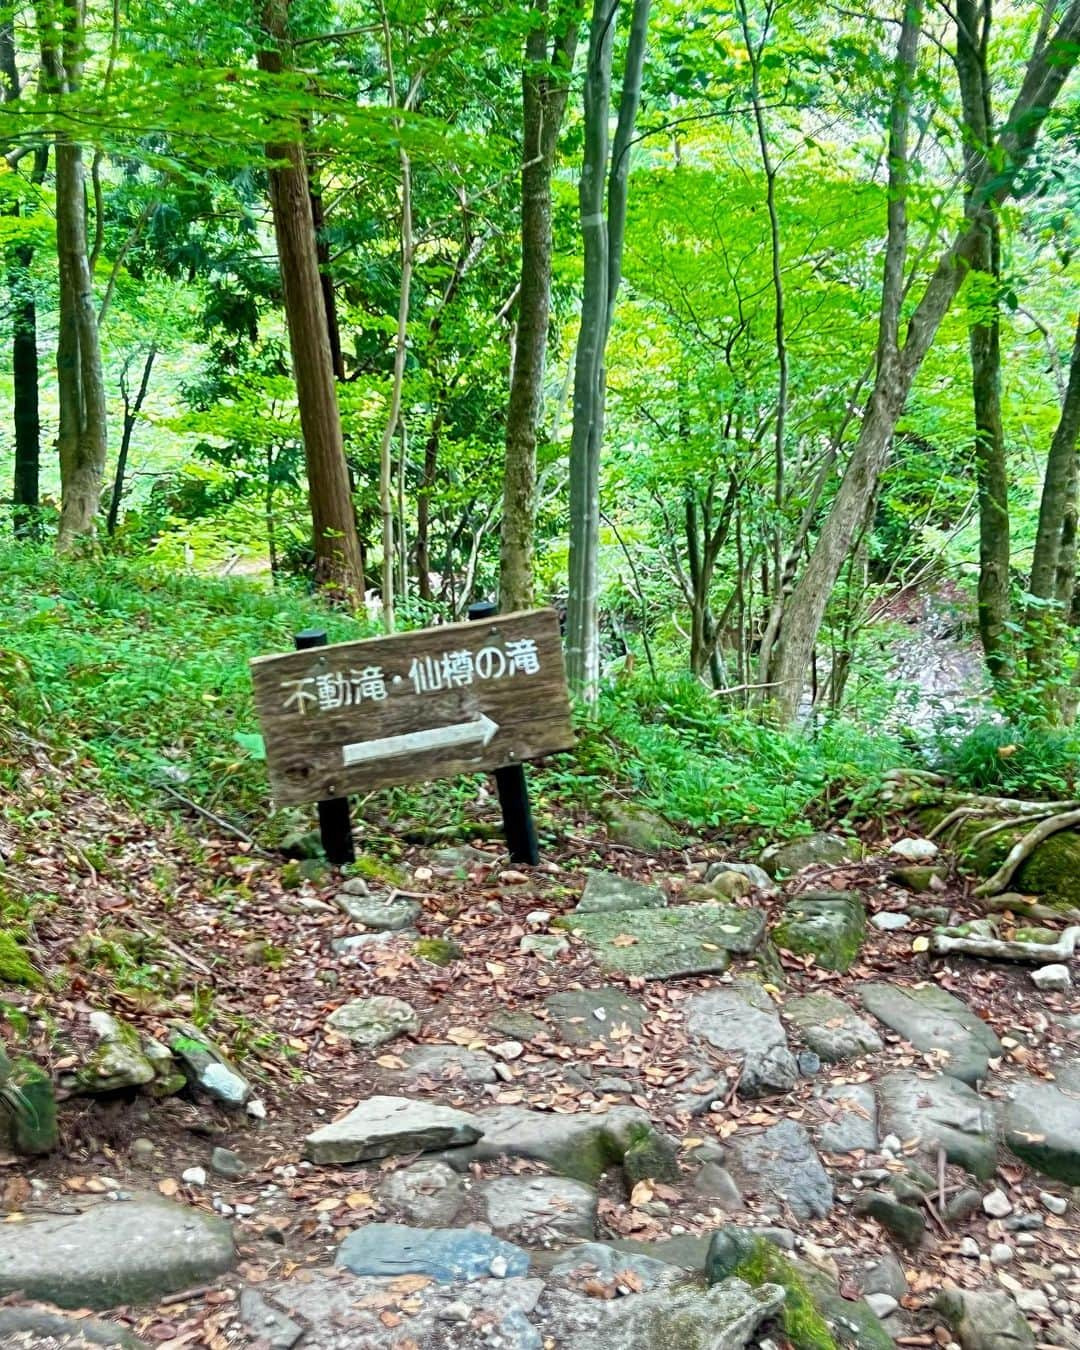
[331,930,413,956]
[72,1012,155,1095]
[724,1119,834,1219]
[1040,1190,1068,1215]
[544,987,646,1046]
[210,1147,247,1180]
[603,804,682,852]
[947,1188,984,1223]
[238,1289,303,1350]
[691,1162,743,1210]
[538,1279,785,1350]
[859,983,1002,1084]
[429,844,496,872]
[707,861,778,896]
[864,1293,899,1319]
[989,1242,1014,1266]
[272,1270,543,1350]
[397,1044,498,1085]
[303,1096,482,1165]
[377,1160,465,1226]
[816,1081,879,1154]
[0,1195,234,1309]
[548,1243,677,1291]
[577,870,667,913]
[1032,964,1072,991]
[877,1072,997,1179]
[479,1176,597,1242]
[336,1224,529,1284]
[983,1188,1012,1218]
[686,981,798,1098]
[872,912,911,931]
[520,934,570,959]
[326,996,419,1047]
[334,892,420,930]
[340,876,370,895]
[774,891,866,972]
[797,1050,820,1076]
[554,904,765,980]
[695,870,753,901]
[1003,1074,1080,1183]
[890,838,939,863]
[0,1307,147,1349]
[167,1021,251,1106]
[853,1192,925,1248]
[935,1287,1035,1350]
[435,1105,649,1184]
[784,993,884,1062]
[863,1251,908,1301]
[760,832,860,876]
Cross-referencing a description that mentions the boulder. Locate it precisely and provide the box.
[935,1287,1035,1350]
[0,1306,148,1349]
[784,993,883,1062]
[724,1119,834,1219]
[167,1022,251,1106]
[858,982,1001,1084]
[543,987,646,1046]
[1003,1074,1080,1183]
[554,904,765,980]
[335,1224,529,1284]
[334,892,420,930]
[686,982,797,1097]
[478,1176,598,1242]
[396,1044,498,1085]
[773,891,866,972]
[377,1160,466,1227]
[877,1072,997,1179]
[434,1104,650,1184]
[325,996,419,1048]
[548,1243,677,1291]
[622,1128,681,1185]
[890,838,939,863]
[760,832,860,876]
[576,870,667,913]
[74,1012,155,1094]
[603,804,682,852]
[238,1289,303,1350]
[303,1096,482,1165]
[815,1081,879,1154]
[0,1195,234,1309]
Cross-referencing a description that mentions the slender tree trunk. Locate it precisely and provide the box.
[1030,312,1080,606]
[566,0,651,697]
[499,5,578,611]
[107,344,157,535]
[257,3,364,600]
[765,0,1080,721]
[416,410,443,603]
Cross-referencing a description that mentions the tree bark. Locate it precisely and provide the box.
[1030,311,1080,607]
[499,3,578,611]
[107,344,157,535]
[257,5,363,600]
[765,0,1080,721]
[565,0,651,697]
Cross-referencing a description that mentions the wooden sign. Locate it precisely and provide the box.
[250,608,574,805]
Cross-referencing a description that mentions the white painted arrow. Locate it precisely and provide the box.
[342,714,499,767]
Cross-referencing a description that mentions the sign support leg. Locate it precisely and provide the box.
[294,628,356,865]
[468,602,540,865]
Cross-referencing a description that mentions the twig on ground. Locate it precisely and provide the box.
[157,783,274,857]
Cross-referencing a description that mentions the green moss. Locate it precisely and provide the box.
[7,1060,57,1155]
[623,1127,680,1185]
[0,932,42,988]
[1012,926,1059,944]
[773,894,866,973]
[412,937,462,966]
[726,1238,837,1350]
[549,1126,627,1185]
[346,854,409,888]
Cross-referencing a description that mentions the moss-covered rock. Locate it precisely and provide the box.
[7,1060,58,1156]
[773,892,866,972]
[0,932,41,988]
[623,1126,680,1186]
[706,1231,837,1349]
[602,803,683,852]
[412,937,463,966]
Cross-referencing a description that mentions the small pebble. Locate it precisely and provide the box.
[489,1255,509,1279]
[247,1098,267,1120]
[872,912,910,931]
[182,1166,207,1187]
[1040,1191,1068,1215]
[982,1188,1012,1218]
[1016,1233,1039,1248]
[235,1203,256,1217]
[439,1301,471,1323]
[880,1135,901,1153]
[525,910,551,927]
[796,1050,821,1076]
[1052,1264,1072,1279]
[1031,964,1071,991]
[493,1041,523,1061]
[959,1237,981,1259]
[990,1243,1014,1266]
[130,1137,155,1164]
[864,1292,899,1318]
[1051,1298,1071,1316]
[1004,1212,1042,1231]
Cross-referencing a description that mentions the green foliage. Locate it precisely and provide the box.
[934,718,1080,799]
[727,1238,837,1350]
[0,934,41,989]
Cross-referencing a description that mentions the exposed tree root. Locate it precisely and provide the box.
[974,806,1080,897]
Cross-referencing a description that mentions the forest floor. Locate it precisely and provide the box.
[1,730,1079,1350]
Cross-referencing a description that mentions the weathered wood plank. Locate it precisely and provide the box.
[250,608,574,804]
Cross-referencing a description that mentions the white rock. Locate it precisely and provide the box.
[489,1255,509,1278]
[493,1041,524,1061]
[525,910,552,927]
[1015,1288,1049,1313]
[872,912,911,931]
[1041,1191,1069,1215]
[890,837,939,862]
[865,1292,899,1318]
[990,1243,1014,1266]
[246,1098,268,1119]
[880,1134,901,1153]
[960,1237,981,1258]
[1032,964,1072,992]
[182,1166,207,1186]
[983,1188,1013,1218]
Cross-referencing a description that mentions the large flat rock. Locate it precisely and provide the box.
[304,1096,482,1165]
[0,1195,234,1310]
[858,982,1001,1084]
[783,993,883,1062]
[434,1104,650,1184]
[555,904,765,980]
[685,981,797,1098]
[544,987,646,1046]
[724,1119,833,1219]
[576,870,667,913]
[478,1176,598,1242]
[815,1081,879,1154]
[1003,1074,1080,1183]
[877,1071,997,1179]
[336,1224,529,1284]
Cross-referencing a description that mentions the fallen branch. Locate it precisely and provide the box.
[974,806,1080,896]
[158,783,273,857]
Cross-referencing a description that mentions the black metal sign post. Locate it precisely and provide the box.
[294,628,356,865]
[468,601,540,866]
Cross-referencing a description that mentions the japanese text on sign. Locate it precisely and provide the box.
[278,636,541,715]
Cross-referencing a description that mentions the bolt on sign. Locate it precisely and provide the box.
[250,608,574,805]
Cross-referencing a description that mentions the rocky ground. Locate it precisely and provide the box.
[1,763,1079,1350]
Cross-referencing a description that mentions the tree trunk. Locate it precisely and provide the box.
[565,0,651,697]
[107,344,157,535]
[1030,311,1080,606]
[765,0,1080,722]
[257,3,364,600]
[499,5,578,612]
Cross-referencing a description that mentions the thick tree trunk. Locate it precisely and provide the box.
[257,7,364,600]
[499,7,577,612]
